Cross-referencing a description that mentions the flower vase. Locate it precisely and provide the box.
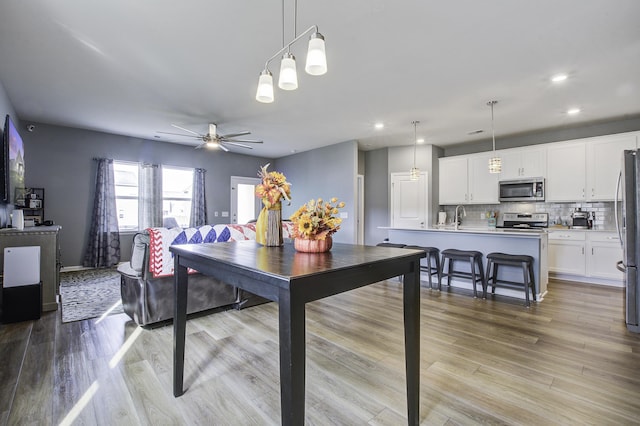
[294,236,333,253]
[265,203,283,246]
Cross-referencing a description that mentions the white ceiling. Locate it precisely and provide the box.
[1,1,639,158]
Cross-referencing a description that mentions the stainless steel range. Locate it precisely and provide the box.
[499,213,549,229]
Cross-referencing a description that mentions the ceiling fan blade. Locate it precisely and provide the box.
[171,124,202,136]
[223,138,263,143]
[219,144,229,152]
[222,142,253,149]
[157,131,201,138]
[194,142,207,149]
[220,131,251,138]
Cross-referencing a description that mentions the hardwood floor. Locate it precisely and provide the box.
[1,279,640,425]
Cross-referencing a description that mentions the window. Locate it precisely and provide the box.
[113,162,195,231]
[162,166,193,228]
[113,161,139,231]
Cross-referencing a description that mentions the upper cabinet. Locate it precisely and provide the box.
[499,146,547,180]
[439,153,499,205]
[546,141,587,202]
[546,132,637,202]
[586,133,637,201]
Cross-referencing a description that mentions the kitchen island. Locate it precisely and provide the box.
[382,227,548,302]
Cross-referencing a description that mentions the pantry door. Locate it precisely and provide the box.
[390,172,428,229]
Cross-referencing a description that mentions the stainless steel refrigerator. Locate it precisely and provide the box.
[617,149,640,333]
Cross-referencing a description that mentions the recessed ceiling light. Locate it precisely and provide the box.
[567,108,581,115]
[551,74,568,83]
[417,138,425,144]
[374,122,384,130]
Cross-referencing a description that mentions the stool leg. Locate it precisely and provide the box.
[522,261,530,307]
[469,256,477,298]
[426,255,433,289]
[485,259,492,298]
[529,262,536,302]
[491,262,498,295]
[477,256,486,299]
[435,254,442,291]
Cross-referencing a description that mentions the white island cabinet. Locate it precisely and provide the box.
[383,227,548,302]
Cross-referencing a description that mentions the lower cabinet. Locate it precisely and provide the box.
[548,230,623,284]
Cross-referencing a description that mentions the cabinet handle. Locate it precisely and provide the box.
[592,247,594,255]
[582,247,585,255]
[582,188,585,199]
[470,193,473,201]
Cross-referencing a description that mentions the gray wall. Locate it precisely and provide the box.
[444,115,640,157]
[275,140,358,244]
[0,79,18,228]
[364,148,389,245]
[22,122,271,267]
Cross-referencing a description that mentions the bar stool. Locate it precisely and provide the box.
[376,243,407,282]
[404,245,441,290]
[440,249,486,298]
[485,252,536,307]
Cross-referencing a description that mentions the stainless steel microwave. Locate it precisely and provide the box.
[499,178,545,202]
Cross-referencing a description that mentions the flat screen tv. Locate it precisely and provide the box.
[0,115,25,204]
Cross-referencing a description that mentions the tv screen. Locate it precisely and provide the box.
[1,115,25,204]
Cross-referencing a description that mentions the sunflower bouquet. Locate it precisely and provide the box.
[290,197,345,240]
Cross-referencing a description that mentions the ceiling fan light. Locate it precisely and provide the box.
[305,32,327,76]
[278,53,298,90]
[206,142,219,149]
[256,69,274,103]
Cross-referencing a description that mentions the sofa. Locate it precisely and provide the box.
[117,222,293,326]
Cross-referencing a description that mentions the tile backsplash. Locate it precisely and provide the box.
[439,201,616,230]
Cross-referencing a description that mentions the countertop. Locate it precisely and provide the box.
[381,225,618,236]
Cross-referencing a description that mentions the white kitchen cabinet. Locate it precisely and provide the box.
[438,153,498,205]
[586,133,637,201]
[439,156,468,204]
[546,141,586,202]
[586,232,623,280]
[468,153,499,203]
[548,231,586,275]
[499,146,547,180]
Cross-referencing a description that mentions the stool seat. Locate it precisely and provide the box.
[485,252,536,307]
[441,249,486,298]
[376,243,407,248]
[404,246,441,290]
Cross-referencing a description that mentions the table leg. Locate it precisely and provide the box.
[173,260,189,397]
[403,260,420,425]
[278,288,306,426]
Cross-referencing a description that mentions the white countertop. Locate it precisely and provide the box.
[381,226,546,238]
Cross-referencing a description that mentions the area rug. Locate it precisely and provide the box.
[59,268,124,323]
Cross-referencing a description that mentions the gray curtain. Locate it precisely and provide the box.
[190,168,207,227]
[139,163,163,229]
[84,158,121,268]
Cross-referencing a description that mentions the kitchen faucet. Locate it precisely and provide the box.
[454,205,466,230]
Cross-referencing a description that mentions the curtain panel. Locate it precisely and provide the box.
[190,168,207,227]
[139,163,163,229]
[84,158,121,268]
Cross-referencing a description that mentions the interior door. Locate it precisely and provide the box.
[391,172,428,229]
[230,176,261,224]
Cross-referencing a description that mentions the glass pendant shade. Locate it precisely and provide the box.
[305,32,327,75]
[489,157,502,173]
[278,53,298,90]
[410,167,420,180]
[256,70,274,103]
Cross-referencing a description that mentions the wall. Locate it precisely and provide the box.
[274,140,358,244]
[0,79,18,227]
[444,115,640,157]
[364,148,389,245]
[23,122,271,267]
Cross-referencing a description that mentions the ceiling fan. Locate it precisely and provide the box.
[158,123,263,152]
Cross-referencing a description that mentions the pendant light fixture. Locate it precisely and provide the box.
[410,120,420,180]
[487,100,502,174]
[256,0,327,103]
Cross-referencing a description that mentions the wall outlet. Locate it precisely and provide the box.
[221,211,229,217]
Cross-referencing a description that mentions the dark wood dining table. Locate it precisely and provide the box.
[170,240,425,425]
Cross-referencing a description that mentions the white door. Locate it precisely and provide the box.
[230,176,261,224]
[391,172,428,229]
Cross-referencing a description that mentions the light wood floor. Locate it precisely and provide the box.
[1,279,640,425]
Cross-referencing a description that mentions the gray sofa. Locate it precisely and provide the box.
[117,224,272,327]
